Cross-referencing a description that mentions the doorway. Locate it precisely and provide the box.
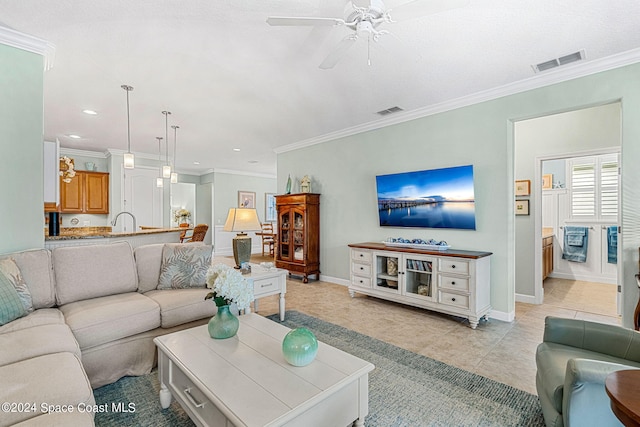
[514,101,622,313]
[537,150,620,317]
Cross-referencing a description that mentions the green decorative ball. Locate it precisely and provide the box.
[282,327,318,367]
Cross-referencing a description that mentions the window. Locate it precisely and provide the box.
[568,154,618,220]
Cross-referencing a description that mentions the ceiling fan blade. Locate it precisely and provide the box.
[319,35,358,69]
[266,16,345,26]
[350,0,371,8]
[387,0,469,22]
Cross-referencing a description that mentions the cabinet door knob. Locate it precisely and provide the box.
[451,297,456,302]
[360,254,364,257]
[360,267,364,270]
[359,280,363,283]
[451,281,456,285]
[452,265,456,269]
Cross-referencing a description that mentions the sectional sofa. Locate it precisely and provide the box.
[0,242,217,426]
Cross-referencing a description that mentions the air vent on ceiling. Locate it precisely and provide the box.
[376,106,404,116]
[532,49,586,73]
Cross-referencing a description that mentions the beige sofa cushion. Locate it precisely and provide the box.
[59,292,160,349]
[2,249,56,309]
[0,323,81,367]
[134,243,164,293]
[0,308,65,334]
[53,242,138,305]
[0,352,94,427]
[144,289,217,328]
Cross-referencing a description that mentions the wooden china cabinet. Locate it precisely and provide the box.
[275,193,320,283]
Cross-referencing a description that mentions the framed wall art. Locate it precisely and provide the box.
[238,191,256,209]
[515,180,531,196]
[515,199,530,215]
[542,174,552,190]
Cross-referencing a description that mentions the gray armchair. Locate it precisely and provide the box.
[536,316,640,427]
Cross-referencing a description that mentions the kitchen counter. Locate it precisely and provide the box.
[45,227,184,241]
[44,227,184,249]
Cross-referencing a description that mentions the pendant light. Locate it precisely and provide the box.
[162,111,172,178]
[121,85,135,169]
[155,137,164,188]
[170,125,179,184]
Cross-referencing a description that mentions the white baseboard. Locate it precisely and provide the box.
[489,309,515,323]
[319,274,349,287]
[515,293,538,304]
[549,271,616,285]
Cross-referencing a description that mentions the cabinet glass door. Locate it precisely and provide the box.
[374,253,400,294]
[279,211,290,260]
[404,256,435,300]
[292,208,305,263]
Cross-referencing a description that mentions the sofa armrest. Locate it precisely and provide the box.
[543,317,640,362]
[562,358,636,427]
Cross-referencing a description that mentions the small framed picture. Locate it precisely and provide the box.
[238,191,256,208]
[515,199,530,215]
[265,193,276,222]
[515,180,531,196]
[542,174,552,190]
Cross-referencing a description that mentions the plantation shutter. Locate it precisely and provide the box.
[600,158,618,218]
[570,160,595,218]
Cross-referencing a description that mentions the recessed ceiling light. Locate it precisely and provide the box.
[82,109,98,115]
[233,148,241,152]
[193,161,200,165]
[68,134,81,139]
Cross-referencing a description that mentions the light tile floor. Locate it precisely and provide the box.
[251,260,619,395]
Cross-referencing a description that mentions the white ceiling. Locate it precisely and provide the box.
[3,0,640,176]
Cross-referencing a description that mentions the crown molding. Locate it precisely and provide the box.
[213,168,277,179]
[0,25,55,70]
[59,147,109,159]
[274,48,640,154]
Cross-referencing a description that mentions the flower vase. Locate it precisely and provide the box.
[282,327,318,366]
[208,305,239,339]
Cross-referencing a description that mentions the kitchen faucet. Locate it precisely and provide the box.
[111,211,137,232]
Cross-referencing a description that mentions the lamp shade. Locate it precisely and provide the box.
[223,208,261,233]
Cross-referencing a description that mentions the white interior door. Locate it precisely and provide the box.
[121,167,164,231]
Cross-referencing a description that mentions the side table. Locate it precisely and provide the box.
[605,369,640,427]
[243,264,287,321]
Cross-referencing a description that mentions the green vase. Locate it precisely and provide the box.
[285,174,292,194]
[282,327,318,366]
[208,305,239,339]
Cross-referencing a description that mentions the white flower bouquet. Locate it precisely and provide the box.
[205,264,254,310]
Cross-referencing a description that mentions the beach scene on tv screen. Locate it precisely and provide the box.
[376,165,476,230]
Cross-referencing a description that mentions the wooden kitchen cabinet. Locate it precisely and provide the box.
[542,235,554,280]
[60,171,109,214]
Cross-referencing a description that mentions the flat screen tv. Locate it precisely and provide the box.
[376,164,476,230]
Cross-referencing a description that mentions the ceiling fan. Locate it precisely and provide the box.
[267,0,469,69]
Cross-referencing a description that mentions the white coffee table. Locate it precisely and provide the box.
[154,314,374,427]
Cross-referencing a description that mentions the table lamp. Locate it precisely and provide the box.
[223,208,262,268]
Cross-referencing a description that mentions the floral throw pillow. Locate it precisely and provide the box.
[157,245,213,289]
[0,267,27,325]
[0,258,34,314]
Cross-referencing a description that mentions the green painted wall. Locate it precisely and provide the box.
[277,63,640,325]
[0,44,44,253]
[212,172,277,226]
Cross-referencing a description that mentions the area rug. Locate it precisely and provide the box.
[94,311,545,426]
